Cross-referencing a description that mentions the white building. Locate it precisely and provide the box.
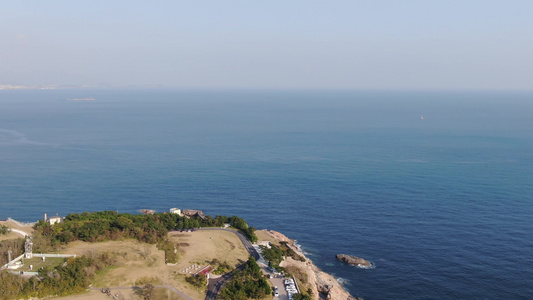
[48,216,62,225]
[169,208,182,215]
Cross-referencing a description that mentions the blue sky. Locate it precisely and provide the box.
[1,1,532,90]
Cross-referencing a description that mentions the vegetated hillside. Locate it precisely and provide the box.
[0,211,258,300]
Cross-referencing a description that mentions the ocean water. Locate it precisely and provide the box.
[1,89,532,299]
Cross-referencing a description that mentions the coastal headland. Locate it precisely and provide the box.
[257,230,358,300]
[1,212,358,300]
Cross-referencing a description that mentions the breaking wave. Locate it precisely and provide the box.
[336,277,350,286]
[354,261,376,269]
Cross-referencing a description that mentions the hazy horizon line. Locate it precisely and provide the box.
[2,84,533,94]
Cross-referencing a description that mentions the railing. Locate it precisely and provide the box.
[194,265,211,276]
[33,253,77,258]
[0,254,24,270]
[21,271,39,276]
[292,275,301,294]
[1,253,77,271]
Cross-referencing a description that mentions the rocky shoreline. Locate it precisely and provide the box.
[261,230,360,300]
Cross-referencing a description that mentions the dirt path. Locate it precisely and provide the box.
[0,219,34,237]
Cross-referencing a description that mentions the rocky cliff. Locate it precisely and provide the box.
[262,230,361,300]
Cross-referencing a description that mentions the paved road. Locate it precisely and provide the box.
[9,228,31,237]
[197,228,260,300]
[205,265,241,300]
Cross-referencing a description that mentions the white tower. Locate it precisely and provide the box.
[24,238,33,259]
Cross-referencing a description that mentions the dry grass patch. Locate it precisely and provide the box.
[53,287,185,300]
[0,231,21,241]
[61,240,166,287]
[0,220,34,235]
[168,230,249,271]
[0,220,34,241]
[51,288,138,300]
[55,230,249,300]
[255,229,281,246]
[285,264,311,290]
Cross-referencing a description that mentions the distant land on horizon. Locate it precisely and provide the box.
[0,84,167,90]
[2,84,533,92]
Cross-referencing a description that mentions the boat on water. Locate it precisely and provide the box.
[67,98,95,101]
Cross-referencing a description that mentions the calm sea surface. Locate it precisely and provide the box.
[1,89,532,299]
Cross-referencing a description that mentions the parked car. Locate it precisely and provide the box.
[284,279,294,284]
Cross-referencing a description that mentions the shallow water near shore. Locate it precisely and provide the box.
[1,89,533,299]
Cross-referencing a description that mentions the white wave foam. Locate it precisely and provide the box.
[336,277,350,286]
[0,129,56,146]
[293,240,312,255]
[353,261,376,269]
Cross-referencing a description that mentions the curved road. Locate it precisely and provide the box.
[198,228,259,300]
[10,228,31,237]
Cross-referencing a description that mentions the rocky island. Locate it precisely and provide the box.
[336,254,372,268]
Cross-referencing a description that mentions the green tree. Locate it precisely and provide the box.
[219,257,270,299]
[191,219,200,229]
[0,225,9,235]
[177,221,185,230]
[214,215,228,227]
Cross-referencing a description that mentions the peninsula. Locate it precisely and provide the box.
[1,211,358,300]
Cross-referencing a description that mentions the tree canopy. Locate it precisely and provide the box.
[219,256,271,300]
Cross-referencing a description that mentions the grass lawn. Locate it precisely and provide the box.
[18,256,66,272]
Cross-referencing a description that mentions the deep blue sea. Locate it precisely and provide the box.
[1,89,532,299]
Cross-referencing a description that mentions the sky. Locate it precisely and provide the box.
[1,0,532,90]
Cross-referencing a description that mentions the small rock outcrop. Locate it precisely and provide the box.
[336,254,372,267]
[315,271,360,300]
